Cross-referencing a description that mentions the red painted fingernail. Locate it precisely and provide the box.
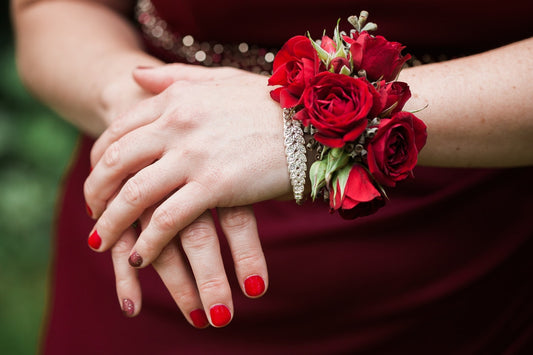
[244,275,265,297]
[88,230,101,249]
[85,202,93,218]
[190,309,209,328]
[128,252,143,267]
[209,304,232,327]
[122,298,135,317]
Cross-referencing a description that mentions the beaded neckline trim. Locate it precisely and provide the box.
[136,0,277,74]
[135,0,448,73]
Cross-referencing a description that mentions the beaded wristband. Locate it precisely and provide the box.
[283,108,307,204]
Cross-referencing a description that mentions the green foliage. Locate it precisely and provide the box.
[0,35,78,355]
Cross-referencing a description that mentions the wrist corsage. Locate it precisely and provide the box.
[268,11,427,219]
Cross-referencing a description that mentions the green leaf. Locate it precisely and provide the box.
[340,65,352,76]
[308,33,330,63]
[335,164,353,201]
[330,163,352,205]
[309,160,328,200]
[325,148,350,185]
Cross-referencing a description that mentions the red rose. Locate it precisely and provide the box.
[367,111,427,187]
[338,197,386,220]
[344,32,410,82]
[330,164,384,218]
[320,35,337,54]
[382,81,411,116]
[294,72,383,148]
[268,35,320,108]
[320,35,351,74]
[330,57,351,74]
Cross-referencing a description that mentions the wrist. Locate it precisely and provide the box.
[97,58,163,134]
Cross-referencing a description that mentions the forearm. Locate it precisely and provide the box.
[401,37,533,167]
[12,0,162,137]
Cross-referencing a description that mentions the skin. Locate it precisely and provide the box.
[12,0,533,328]
[12,0,270,328]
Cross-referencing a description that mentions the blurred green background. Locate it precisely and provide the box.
[1,3,78,354]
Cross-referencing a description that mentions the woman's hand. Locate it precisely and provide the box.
[85,64,290,326]
[109,204,267,328]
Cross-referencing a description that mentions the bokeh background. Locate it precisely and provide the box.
[1,2,78,353]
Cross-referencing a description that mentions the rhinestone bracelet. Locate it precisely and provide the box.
[283,108,307,204]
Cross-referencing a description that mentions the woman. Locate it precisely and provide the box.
[12,0,533,353]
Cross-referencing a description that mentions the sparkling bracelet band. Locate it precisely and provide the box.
[283,108,307,204]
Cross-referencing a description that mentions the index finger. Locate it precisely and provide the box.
[90,94,162,167]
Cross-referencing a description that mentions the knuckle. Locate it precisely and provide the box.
[108,117,125,138]
[172,286,198,308]
[180,222,215,250]
[113,237,132,255]
[122,178,144,206]
[197,277,226,296]
[116,276,131,291]
[153,243,178,267]
[232,249,264,269]
[220,207,254,232]
[152,208,180,233]
[165,81,186,98]
[103,141,121,168]
[112,232,136,255]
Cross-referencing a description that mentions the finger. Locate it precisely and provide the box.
[88,154,186,252]
[179,211,233,328]
[111,227,142,317]
[152,240,209,329]
[128,181,215,267]
[133,63,239,94]
[133,65,182,94]
[218,206,268,298]
[85,125,166,220]
[90,96,162,167]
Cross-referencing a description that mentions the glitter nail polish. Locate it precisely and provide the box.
[122,298,135,317]
[128,251,143,267]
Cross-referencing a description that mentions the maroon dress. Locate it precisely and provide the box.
[42,0,533,354]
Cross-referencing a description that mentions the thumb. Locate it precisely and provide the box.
[133,65,179,94]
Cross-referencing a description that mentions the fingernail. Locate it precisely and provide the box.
[135,65,154,70]
[128,251,143,267]
[209,304,232,327]
[85,202,93,218]
[88,230,101,250]
[244,275,266,297]
[189,309,209,328]
[122,298,135,317]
